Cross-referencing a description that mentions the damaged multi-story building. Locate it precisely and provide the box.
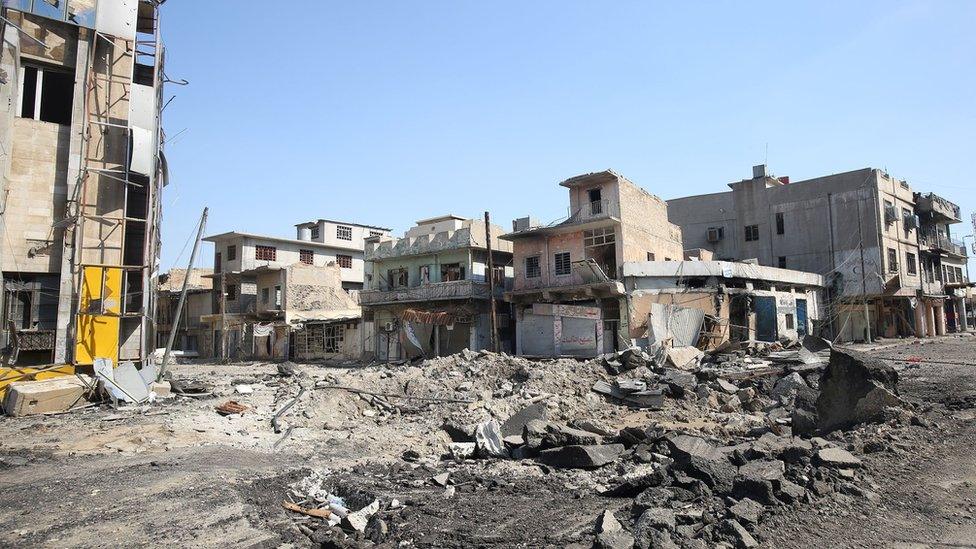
[915,193,972,333]
[202,220,385,360]
[502,170,685,357]
[0,1,168,367]
[667,165,970,342]
[360,215,513,360]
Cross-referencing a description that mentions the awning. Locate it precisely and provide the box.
[401,309,454,325]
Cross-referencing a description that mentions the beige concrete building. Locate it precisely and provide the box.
[0,2,168,366]
[667,165,969,342]
[502,170,684,356]
[360,215,513,360]
[156,268,213,358]
[915,193,972,334]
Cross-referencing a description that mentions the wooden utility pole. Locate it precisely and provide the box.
[484,211,499,352]
[158,207,208,380]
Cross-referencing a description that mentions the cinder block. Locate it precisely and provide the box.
[3,375,93,417]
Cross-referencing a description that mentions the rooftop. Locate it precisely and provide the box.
[203,231,361,251]
[294,219,391,231]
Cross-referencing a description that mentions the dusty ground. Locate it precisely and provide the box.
[0,335,974,548]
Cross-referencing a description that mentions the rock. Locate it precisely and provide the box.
[814,447,862,468]
[474,420,509,458]
[816,348,905,433]
[712,378,739,394]
[448,442,476,460]
[501,402,548,437]
[665,346,703,370]
[343,499,379,533]
[771,372,808,402]
[432,473,450,487]
[523,419,549,450]
[776,479,806,503]
[662,369,697,397]
[728,498,764,525]
[667,435,736,492]
[605,463,668,496]
[595,510,635,549]
[732,476,777,506]
[571,419,615,437]
[719,519,758,548]
[442,419,476,442]
[537,444,625,469]
[633,487,675,509]
[637,508,676,531]
[737,459,784,482]
[542,424,604,448]
[634,526,677,549]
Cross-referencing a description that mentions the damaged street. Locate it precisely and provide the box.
[2,334,975,548]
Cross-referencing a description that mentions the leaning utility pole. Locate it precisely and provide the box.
[158,207,208,380]
[855,200,872,344]
[484,211,499,352]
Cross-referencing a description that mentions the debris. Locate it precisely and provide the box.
[665,346,704,370]
[343,499,380,532]
[234,384,253,394]
[814,447,862,468]
[728,498,764,525]
[474,419,509,458]
[719,518,758,548]
[602,347,650,374]
[667,434,736,492]
[3,375,94,416]
[448,442,476,460]
[277,361,297,377]
[592,380,665,409]
[432,472,450,487]
[817,349,905,433]
[770,372,807,402]
[594,510,634,549]
[500,402,547,437]
[282,500,332,519]
[215,400,248,416]
[537,444,625,468]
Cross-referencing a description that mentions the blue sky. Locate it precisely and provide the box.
[158,1,976,271]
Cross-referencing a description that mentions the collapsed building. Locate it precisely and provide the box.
[0,1,168,368]
[360,215,513,360]
[667,166,971,343]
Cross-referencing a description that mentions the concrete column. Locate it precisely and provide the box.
[926,302,937,338]
[957,298,969,332]
[935,303,947,336]
[914,304,928,338]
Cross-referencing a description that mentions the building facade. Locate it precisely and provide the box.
[915,193,972,334]
[0,1,167,367]
[293,219,391,291]
[667,166,969,342]
[359,215,513,360]
[502,170,684,356]
[156,268,213,358]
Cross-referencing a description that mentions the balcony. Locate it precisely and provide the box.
[567,199,619,224]
[359,280,501,306]
[916,192,962,223]
[919,229,968,257]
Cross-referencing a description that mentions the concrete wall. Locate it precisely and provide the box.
[514,303,603,357]
[210,235,365,287]
[511,230,590,291]
[617,178,684,263]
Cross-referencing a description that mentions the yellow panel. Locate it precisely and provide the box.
[0,365,75,400]
[74,267,123,366]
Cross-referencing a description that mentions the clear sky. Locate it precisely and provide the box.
[158,1,976,272]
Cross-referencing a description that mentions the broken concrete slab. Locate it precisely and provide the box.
[537,444,625,469]
[728,498,764,525]
[593,380,665,409]
[474,419,508,458]
[665,346,704,370]
[737,459,785,482]
[667,434,736,492]
[662,369,697,397]
[500,401,547,437]
[595,510,635,549]
[771,372,808,402]
[814,447,862,468]
[816,348,905,433]
[3,375,94,416]
[636,507,676,532]
[720,518,758,548]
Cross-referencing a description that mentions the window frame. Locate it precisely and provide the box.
[525,256,541,279]
[336,254,353,269]
[744,224,760,242]
[255,245,277,261]
[336,225,353,241]
[299,249,314,265]
[227,245,237,261]
[906,252,917,275]
[887,248,898,273]
[553,251,572,276]
[775,212,784,235]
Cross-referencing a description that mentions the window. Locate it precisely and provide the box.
[299,249,314,265]
[227,245,237,261]
[887,248,898,273]
[324,325,344,353]
[18,65,74,125]
[261,287,270,304]
[274,285,282,308]
[336,225,352,241]
[369,230,384,238]
[707,227,724,242]
[441,263,464,281]
[785,313,795,330]
[554,252,571,276]
[744,225,760,242]
[420,265,431,284]
[956,267,965,283]
[214,252,222,273]
[336,254,352,269]
[491,266,506,285]
[255,245,276,261]
[525,256,541,278]
[778,256,787,269]
[310,225,320,239]
[906,252,917,275]
[647,252,656,261]
[226,284,238,301]
[388,268,408,289]
[775,212,784,235]
[587,188,603,214]
[583,227,615,246]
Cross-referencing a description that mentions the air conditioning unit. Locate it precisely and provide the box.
[706,227,723,242]
[884,204,897,225]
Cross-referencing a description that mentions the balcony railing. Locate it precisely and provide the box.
[919,229,968,257]
[567,199,619,223]
[359,279,500,305]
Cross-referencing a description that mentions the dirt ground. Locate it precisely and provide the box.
[0,335,974,548]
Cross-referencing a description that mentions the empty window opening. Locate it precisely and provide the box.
[261,287,270,304]
[299,249,314,265]
[887,248,898,273]
[369,230,384,237]
[214,252,222,273]
[584,227,617,278]
[336,254,352,268]
[744,224,760,242]
[707,227,724,242]
[420,265,431,284]
[587,188,602,214]
[125,178,149,220]
[778,256,787,269]
[440,263,464,282]
[388,268,408,289]
[226,284,238,301]
[255,245,276,261]
[310,225,320,239]
[133,63,154,86]
[525,256,541,279]
[554,252,571,276]
[785,313,795,330]
[324,324,343,353]
[337,225,352,241]
[906,252,917,275]
[122,221,146,266]
[227,245,237,261]
[19,65,73,125]
[647,252,655,261]
[775,212,784,235]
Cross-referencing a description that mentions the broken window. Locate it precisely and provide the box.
[388,268,408,289]
[255,245,276,261]
[887,248,898,273]
[778,256,787,269]
[775,213,784,235]
[647,252,655,261]
[324,324,343,353]
[441,263,464,282]
[492,265,505,285]
[587,188,603,214]
[310,225,320,239]
[337,225,352,241]
[5,289,32,329]
[226,284,238,301]
[906,252,917,275]
[274,285,282,308]
[336,254,352,268]
[554,252,571,276]
[583,227,615,246]
[785,313,795,330]
[19,65,74,125]
[744,225,760,242]
[525,256,541,279]
[584,227,616,278]
[227,245,237,261]
[300,249,314,265]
